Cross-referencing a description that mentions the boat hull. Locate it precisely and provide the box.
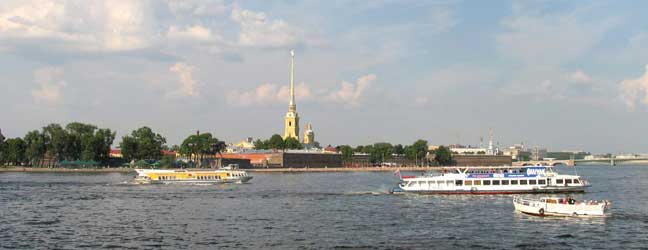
[148,176,253,184]
[393,186,585,195]
[513,197,609,217]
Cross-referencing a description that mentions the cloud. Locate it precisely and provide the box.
[227,74,376,107]
[227,82,312,106]
[620,65,648,108]
[567,70,592,84]
[31,66,66,104]
[0,0,155,52]
[169,62,199,97]
[326,74,376,105]
[166,25,218,41]
[167,0,227,16]
[230,7,301,47]
[496,3,615,66]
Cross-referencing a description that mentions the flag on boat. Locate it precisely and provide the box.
[393,169,401,177]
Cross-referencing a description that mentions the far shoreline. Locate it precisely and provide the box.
[0,166,437,173]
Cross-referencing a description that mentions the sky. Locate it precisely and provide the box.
[1,0,648,154]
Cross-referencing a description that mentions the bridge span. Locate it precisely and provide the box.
[512,159,575,167]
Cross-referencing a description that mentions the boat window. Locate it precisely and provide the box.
[566,179,573,184]
[492,180,500,185]
[446,180,453,185]
[501,180,509,185]
[538,180,546,185]
[520,180,528,185]
[511,180,518,185]
[573,179,580,184]
[465,180,472,185]
[529,180,537,185]
[474,180,481,185]
[418,181,426,186]
[483,180,491,185]
[407,181,415,187]
[455,180,463,186]
[556,179,564,184]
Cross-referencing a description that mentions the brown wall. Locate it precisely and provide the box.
[281,152,343,168]
[452,155,512,166]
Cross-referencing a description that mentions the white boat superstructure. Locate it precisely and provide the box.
[393,166,588,194]
[513,196,610,217]
[133,167,252,184]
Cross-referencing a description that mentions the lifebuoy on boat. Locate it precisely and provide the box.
[538,208,545,215]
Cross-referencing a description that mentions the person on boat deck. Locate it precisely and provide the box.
[566,196,575,205]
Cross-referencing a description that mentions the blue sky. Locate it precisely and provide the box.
[1,0,648,153]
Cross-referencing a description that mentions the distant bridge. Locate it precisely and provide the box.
[512,159,575,167]
[575,158,648,166]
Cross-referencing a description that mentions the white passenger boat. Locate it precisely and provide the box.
[392,166,588,194]
[133,166,252,184]
[513,196,610,217]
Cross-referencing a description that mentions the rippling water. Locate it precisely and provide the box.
[1,165,647,249]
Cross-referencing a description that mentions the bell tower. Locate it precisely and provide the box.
[284,49,300,140]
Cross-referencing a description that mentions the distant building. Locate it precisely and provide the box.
[110,149,123,158]
[235,137,255,151]
[531,147,548,161]
[219,150,342,168]
[450,146,488,155]
[502,143,531,161]
[453,155,512,166]
[303,123,315,145]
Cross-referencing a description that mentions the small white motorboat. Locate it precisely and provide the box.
[513,196,611,217]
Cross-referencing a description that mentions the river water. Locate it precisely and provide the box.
[1,165,647,249]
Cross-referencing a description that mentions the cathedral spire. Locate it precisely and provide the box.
[289,49,296,111]
[284,49,300,140]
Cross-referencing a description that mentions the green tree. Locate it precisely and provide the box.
[371,143,393,163]
[24,130,48,167]
[338,145,354,161]
[407,140,428,165]
[42,123,68,161]
[284,137,303,150]
[433,146,453,166]
[393,144,405,156]
[180,133,225,167]
[160,154,177,168]
[120,127,166,161]
[267,134,285,150]
[4,138,26,165]
[254,139,268,150]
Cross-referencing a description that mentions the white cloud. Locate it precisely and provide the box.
[167,0,227,16]
[568,70,592,83]
[496,3,615,66]
[0,0,155,52]
[230,7,301,47]
[166,25,218,41]
[226,74,376,107]
[31,66,66,105]
[415,96,429,106]
[169,62,199,97]
[620,65,648,108]
[326,74,376,105]
[227,82,312,106]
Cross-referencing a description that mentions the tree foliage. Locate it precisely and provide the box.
[432,146,453,166]
[283,137,303,150]
[2,138,26,165]
[120,127,166,161]
[338,145,354,161]
[268,134,285,150]
[179,132,225,166]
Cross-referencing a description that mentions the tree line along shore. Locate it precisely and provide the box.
[0,122,454,169]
